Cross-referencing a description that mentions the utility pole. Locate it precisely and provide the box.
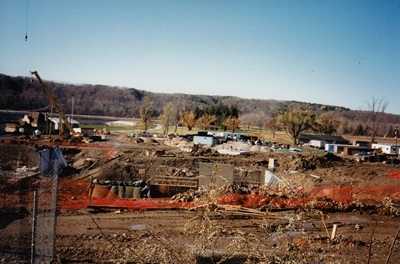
[395,126,399,156]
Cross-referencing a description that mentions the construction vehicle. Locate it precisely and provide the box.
[30,71,82,140]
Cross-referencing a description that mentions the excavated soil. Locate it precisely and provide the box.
[1,132,400,263]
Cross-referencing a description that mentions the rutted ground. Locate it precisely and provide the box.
[1,132,400,263]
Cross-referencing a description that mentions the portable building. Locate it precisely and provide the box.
[325,144,354,154]
[371,143,398,155]
[193,135,214,146]
[309,140,326,149]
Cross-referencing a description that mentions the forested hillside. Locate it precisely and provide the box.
[1,73,399,137]
[0,73,349,117]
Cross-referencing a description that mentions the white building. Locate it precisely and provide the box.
[193,135,214,146]
[325,144,354,154]
[371,143,399,155]
[48,117,82,134]
[309,140,326,149]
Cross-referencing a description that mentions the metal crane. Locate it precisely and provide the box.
[30,71,77,138]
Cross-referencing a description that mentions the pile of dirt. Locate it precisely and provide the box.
[282,152,344,171]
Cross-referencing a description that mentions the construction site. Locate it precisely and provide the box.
[2,0,400,262]
[1,125,400,263]
[0,71,399,263]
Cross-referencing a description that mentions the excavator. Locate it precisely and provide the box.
[30,71,83,140]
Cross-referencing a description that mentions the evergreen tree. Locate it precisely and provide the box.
[353,124,365,136]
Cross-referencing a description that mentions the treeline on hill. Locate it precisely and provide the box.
[1,73,399,138]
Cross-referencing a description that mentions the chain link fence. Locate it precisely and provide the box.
[0,145,58,264]
[2,143,400,263]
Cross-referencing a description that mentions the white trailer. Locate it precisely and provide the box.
[371,143,398,155]
[309,140,326,149]
[193,136,214,146]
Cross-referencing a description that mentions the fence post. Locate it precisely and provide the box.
[30,191,37,264]
[51,161,59,262]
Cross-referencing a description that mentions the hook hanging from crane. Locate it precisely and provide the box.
[25,0,29,41]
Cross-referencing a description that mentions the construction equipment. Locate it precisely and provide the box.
[30,71,81,139]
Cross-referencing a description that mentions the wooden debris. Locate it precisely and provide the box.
[331,223,338,239]
[321,216,330,238]
[189,202,218,211]
[309,174,321,180]
[151,175,198,188]
[215,204,271,217]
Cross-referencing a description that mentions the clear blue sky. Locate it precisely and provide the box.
[1,0,400,114]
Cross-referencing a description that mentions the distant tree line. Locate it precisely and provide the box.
[1,73,399,141]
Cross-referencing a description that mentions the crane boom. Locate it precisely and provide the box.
[30,71,76,136]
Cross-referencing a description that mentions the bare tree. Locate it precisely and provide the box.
[254,111,268,133]
[338,118,353,135]
[172,97,186,133]
[159,102,174,134]
[138,97,154,131]
[364,98,389,142]
[265,114,279,138]
[239,112,267,132]
[239,113,255,131]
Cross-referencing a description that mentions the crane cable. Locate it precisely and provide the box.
[25,0,29,41]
